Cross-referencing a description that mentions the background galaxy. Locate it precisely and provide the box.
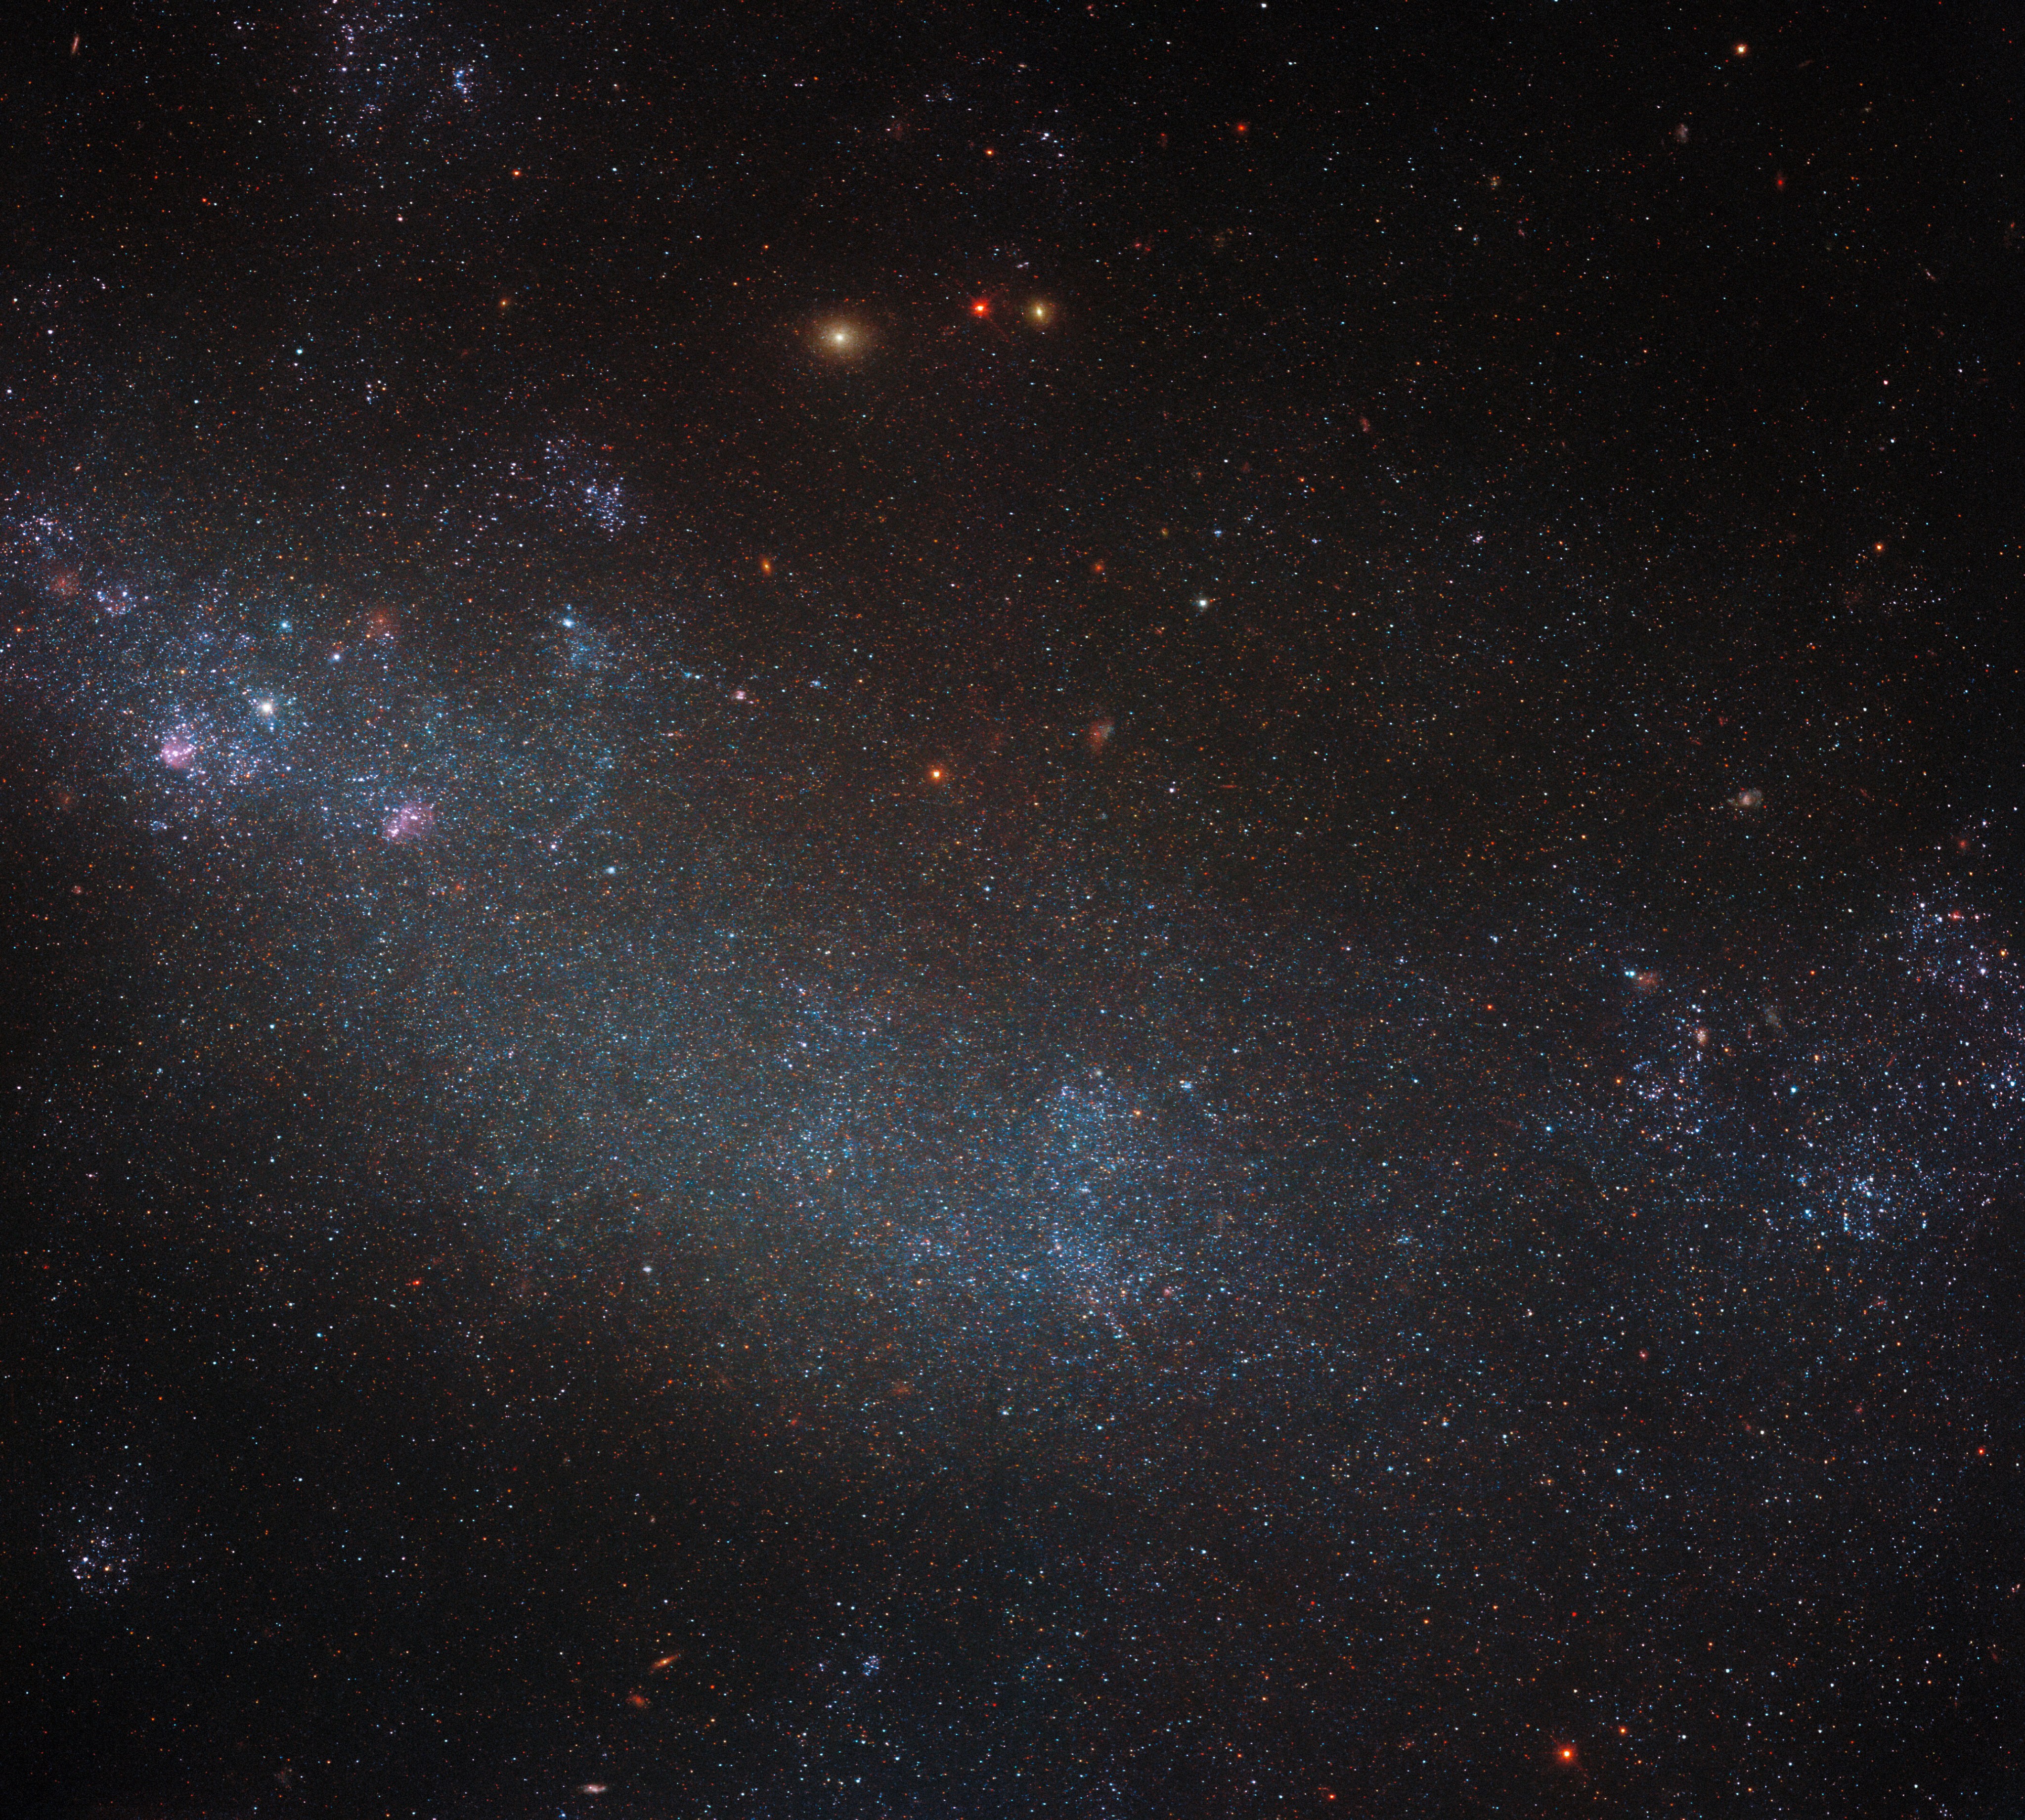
[3,2,2025,1816]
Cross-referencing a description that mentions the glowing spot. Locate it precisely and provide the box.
[759,557,774,577]
[1029,301,1052,322]
[1559,1745,1576,1763]
[928,767,945,782]
[971,298,991,317]
[255,698,276,717]
[1734,42,1748,55]
[382,801,436,845]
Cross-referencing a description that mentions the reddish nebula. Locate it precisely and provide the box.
[382,801,437,844]
[160,733,198,771]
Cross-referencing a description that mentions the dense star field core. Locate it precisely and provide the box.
[4,3,2025,1816]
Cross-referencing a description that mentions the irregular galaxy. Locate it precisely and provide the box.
[2,5,2023,1819]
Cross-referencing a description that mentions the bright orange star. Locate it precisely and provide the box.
[971,298,991,317]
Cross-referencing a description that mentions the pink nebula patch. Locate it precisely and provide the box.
[382,801,436,844]
[160,733,197,771]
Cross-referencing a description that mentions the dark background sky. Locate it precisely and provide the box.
[3,2,2025,1816]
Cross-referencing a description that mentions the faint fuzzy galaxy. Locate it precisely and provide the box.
[4,3,2025,1818]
